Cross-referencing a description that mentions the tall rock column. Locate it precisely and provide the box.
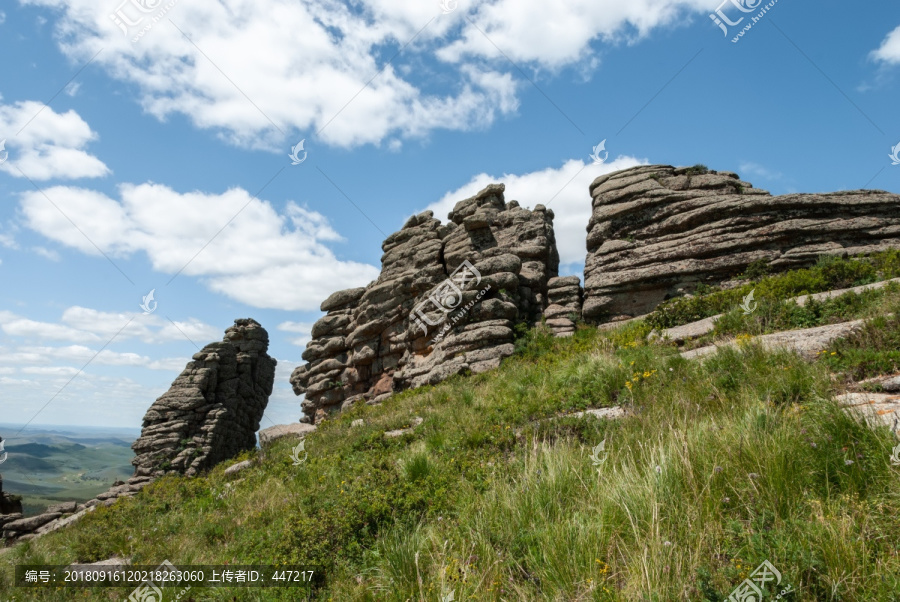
[131,318,276,477]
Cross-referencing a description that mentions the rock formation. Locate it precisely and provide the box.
[543,276,583,337]
[291,184,560,423]
[0,475,22,520]
[1,319,277,546]
[583,165,900,321]
[132,318,276,477]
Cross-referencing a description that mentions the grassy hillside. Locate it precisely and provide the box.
[3,257,900,601]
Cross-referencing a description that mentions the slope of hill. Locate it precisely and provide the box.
[2,256,900,600]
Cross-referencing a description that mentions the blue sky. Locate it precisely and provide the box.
[1,0,900,430]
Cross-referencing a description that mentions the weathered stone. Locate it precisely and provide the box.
[384,417,424,438]
[0,513,23,527]
[292,184,560,422]
[3,512,61,532]
[542,276,583,337]
[567,406,626,420]
[258,423,317,447]
[682,319,866,360]
[583,165,900,320]
[131,319,276,478]
[224,460,254,477]
[0,475,22,516]
[46,501,77,515]
[321,287,367,312]
[837,392,900,433]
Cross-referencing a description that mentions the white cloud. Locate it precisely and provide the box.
[438,0,713,68]
[1,345,171,370]
[0,101,110,180]
[0,312,102,343]
[19,184,379,310]
[0,307,220,345]
[423,155,646,267]
[22,0,715,149]
[871,25,900,64]
[32,246,60,261]
[739,161,782,181]
[0,368,166,429]
[278,321,314,347]
[0,231,17,249]
[21,365,81,376]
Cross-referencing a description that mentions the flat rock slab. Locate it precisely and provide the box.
[836,392,900,433]
[656,316,720,343]
[654,278,900,345]
[35,507,95,536]
[794,278,900,307]
[258,423,317,447]
[681,319,865,361]
[597,315,648,332]
[3,512,61,532]
[567,406,626,420]
[46,501,77,514]
[65,557,132,580]
[859,374,900,393]
[385,417,424,438]
[224,459,254,476]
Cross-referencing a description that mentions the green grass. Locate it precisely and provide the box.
[2,313,900,600]
[646,250,900,331]
[666,285,900,357]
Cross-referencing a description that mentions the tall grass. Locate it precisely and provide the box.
[647,250,900,330]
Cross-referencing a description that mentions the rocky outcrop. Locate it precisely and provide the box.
[543,276,583,337]
[0,476,21,516]
[2,319,277,547]
[0,485,94,543]
[132,318,276,477]
[0,475,24,540]
[583,165,900,320]
[291,184,559,423]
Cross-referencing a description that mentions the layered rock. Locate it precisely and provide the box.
[0,475,24,540]
[543,276,583,337]
[132,318,276,477]
[583,165,900,320]
[291,184,559,423]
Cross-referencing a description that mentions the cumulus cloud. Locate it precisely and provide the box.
[739,161,782,181]
[0,308,220,345]
[0,368,167,428]
[278,321,314,347]
[19,184,379,310]
[22,0,715,149]
[423,155,646,268]
[0,101,109,180]
[871,25,900,65]
[439,0,714,68]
